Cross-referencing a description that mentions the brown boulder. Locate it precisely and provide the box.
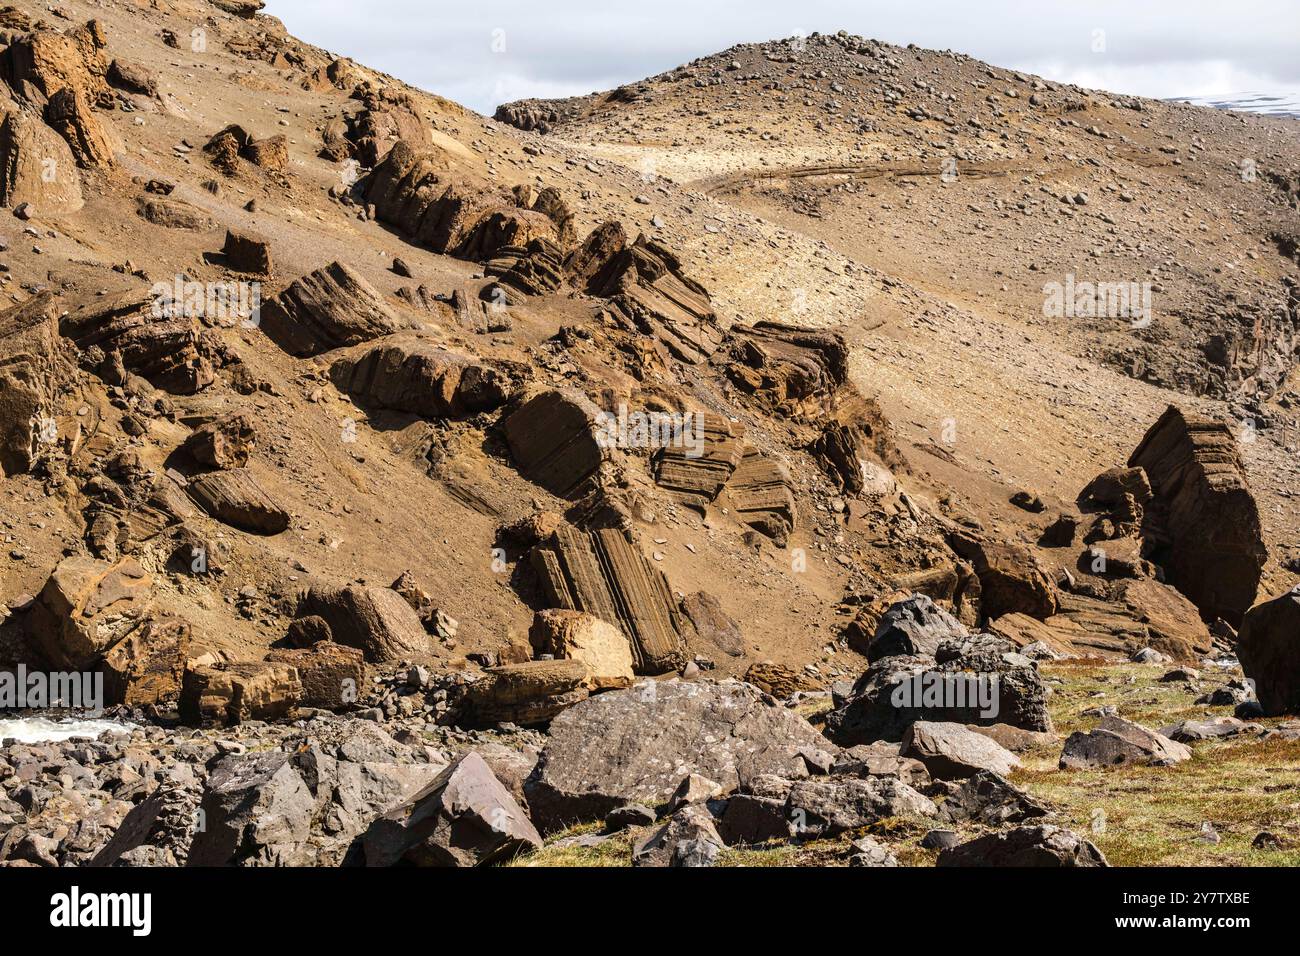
[0,109,83,213]
[179,412,256,469]
[27,556,153,670]
[43,86,116,167]
[681,591,744,657]
[461,660,592,727]
[60,288,215,394]
[221,229,272,275]
[180,662,302,726]
[531,525,688,674]
[296,584,429,662]
[743,660,821,698]
[949,534,1058,621]
[330,335,508,418]
[265,642,365,710]
[187,469,289,535]
[0,20,109,104]
[528,610,634,690]
[502,389,607,498]
[101,614,190,706]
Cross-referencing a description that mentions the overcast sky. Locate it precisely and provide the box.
[265,0,1300,116]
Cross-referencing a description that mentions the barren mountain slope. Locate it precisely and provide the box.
[500,32,1300,581]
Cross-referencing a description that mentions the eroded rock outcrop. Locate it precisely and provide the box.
[0,292,63,476]
[0,108,84,213]
[260,262,398,356]
[530,525,687,674]
[330,335,509,418]
[60,288,216,394]
[1126,405,1266,625]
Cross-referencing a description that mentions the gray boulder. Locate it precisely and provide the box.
[937,824,1108,866]
[866,595,967,662]
[186,752,316,866]
[901,721,1021,779]
[632,804,724,867]
[362,752,541,867]
[1060,716,1191,769]
[525,678,837,832]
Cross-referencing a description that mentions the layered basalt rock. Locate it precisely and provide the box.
[719,322,850,416]
[187,469,290,535]
[1127,405,1266,625]
[259,261,399,357]
[652,412,744,509]
[529,525,688,674]
[60,288,217,394]
[330,335,509,418]
[501,389,607,498]
[589,235,722,364]
[725,448,797,544]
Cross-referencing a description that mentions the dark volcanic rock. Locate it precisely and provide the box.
[937,825,1108,867]
[1236,586,1300,716]
[865,595,968,662]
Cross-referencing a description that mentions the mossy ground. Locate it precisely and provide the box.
[511,662,1300,867]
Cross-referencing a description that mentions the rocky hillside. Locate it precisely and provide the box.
[0,3,1297,869]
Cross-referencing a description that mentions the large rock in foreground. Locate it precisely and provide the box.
[362,752,541,866]
[1127,405,1266,625]
[937,825,1108,867]
[524,679,837,832]
[825,636,1052,745]
[901,721,1021,779]
[1059,715,1191,769]
[1235,587,1300,716]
